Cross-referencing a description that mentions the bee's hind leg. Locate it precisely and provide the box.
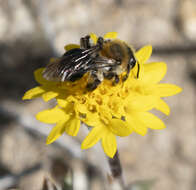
[86,79,101,91]
[86,71,101,91]
[80,35,91,49]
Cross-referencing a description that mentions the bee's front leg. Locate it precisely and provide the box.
[80,35,91,49]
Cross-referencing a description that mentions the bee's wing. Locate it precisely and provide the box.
[43,47,99,82]
[92,56,119,69]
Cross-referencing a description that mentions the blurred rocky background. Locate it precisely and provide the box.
[0,0,195,189]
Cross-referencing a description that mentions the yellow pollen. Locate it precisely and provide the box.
[88,104,96,112]
[78,97,86,104]
[99,88,107,95]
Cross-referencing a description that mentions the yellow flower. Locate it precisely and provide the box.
[22,32,182,158]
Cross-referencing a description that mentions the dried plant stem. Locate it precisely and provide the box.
[107,151,126,190]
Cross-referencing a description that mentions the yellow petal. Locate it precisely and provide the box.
[152,84,182,97]
[135,45,152,64]
[34,68,48,85]
[42,91,59,102]
[142,62,167,84]
[102,132,117,158]
[36,106,69,124]
[62,102,75,114]
[64,44,80,51]
[22,86,45,100]
[136,112,166,130]
[126,116,147,136]
[109,119,133,137]
[75,103,89,114]
[46,121,67,144]
[125,95,158,112]
[57,98,69,108]
[81,126,104,149]
[155,98,170,116]
[90,33,98,44]
[64,117,80,136]
[103,32,118,39]
[82,112,100,127]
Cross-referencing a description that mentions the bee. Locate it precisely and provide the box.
[43,35,139,90]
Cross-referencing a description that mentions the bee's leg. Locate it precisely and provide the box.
[86,79,101,91]
[104,72,119,85]
[86,71,101,91]
[104,72,114,80]
[122,64,131,81]
[113,74,120,84]
[80,35,91,49]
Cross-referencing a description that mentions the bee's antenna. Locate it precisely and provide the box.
[136,62,140,78]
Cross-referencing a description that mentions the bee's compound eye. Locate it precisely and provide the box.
[129,57,136,68]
